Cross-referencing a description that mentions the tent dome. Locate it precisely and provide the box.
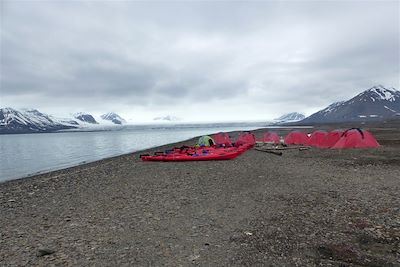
[259,132,280,144]
[235,132,256,147]
[308,131,328,147]
[197,135,215,147]
[319,130,343,148]
[212,132,232,146]
[331,129,380,149]
[284,131,309,145]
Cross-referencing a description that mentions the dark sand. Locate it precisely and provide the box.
[1,122,399,266]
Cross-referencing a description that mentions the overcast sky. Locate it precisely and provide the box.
[1,1,399,122]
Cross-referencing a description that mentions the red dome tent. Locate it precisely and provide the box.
[212,132,232,146]
[258,132,280,144]
[235,132,256,148]
[284,131,309,145]
[331,128,380,149]
[320,130,343,148]
[308,131,328,147]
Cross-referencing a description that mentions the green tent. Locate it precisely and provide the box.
[197,135,215,147]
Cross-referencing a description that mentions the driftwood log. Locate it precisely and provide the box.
[255,146,311,151]
[255,148,283,156]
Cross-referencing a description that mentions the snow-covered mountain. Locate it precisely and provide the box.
[100,112,126,125]
[0,108,128,134]
[0,108,77,134]
[74,112,98,124]
[153,115,181,122]
[274,112,305,123]
[301,85,400,123]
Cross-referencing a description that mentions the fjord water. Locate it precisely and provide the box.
[0,123,264,182]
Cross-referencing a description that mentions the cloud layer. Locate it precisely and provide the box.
[1,1,399,121]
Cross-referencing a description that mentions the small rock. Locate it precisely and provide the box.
[37,248,55,257]
[189,254,200,261]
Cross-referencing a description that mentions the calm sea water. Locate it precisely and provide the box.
[0,123,265,182]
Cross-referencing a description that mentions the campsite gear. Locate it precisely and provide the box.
[319,130,343,148]
[284,131,309,145]
[197,135,215,147]
[140,146,242,161]
[308,131,328,148]
[257,132,280,144]
[331,128,380,149]
[212,132,232,147]
[280,136,285,145]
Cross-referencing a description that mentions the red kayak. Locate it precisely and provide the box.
[140,131,255,162]
[140,146,243,162]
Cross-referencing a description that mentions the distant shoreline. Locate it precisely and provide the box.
[2,120,398,183]
[0,125,316,183]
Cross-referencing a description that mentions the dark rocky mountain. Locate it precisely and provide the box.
[74,113,98,124]
[100,112,126,125]
[0,108,77,134]
[274,112,305,123]
[301,85,400,123]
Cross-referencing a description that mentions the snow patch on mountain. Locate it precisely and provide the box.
[100,112,126,125]
[153,115,181,122]
[321,101,345,115]
[274,112,305,123]
[74,112,98,124]
[369,85,397,102]
[384,105,397,113]
[50,116,80,127]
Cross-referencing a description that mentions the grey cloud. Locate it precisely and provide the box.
[1,1,399,120]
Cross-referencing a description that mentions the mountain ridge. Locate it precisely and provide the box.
[74,112,98,124]
[0,108,127,134]
[274,112,305,123]
[300,85,399,124]
[0,107,76,134]
[101,112,126,125]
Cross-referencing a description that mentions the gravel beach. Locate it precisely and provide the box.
[1,123,399,266]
